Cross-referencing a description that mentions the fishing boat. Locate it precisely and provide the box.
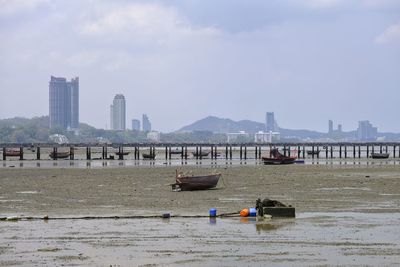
[49,151,70,159]
[192,151,210,157]
[142,153,156,159]
[371,153,389,159]
[4,148,22,157]
[262,148,296,165]
[115,151,130,156]
[171,170,220,191]
[306,150,320,156]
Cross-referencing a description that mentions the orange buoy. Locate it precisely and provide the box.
[240,208,249,217]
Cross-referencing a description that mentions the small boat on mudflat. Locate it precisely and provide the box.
[49,151,70,159]
[192,151,210,157]
[307,150,320,156]
[5,148,22,157]
[262,148,296,165]
[115,151,130,156]
[371,153,389,159]
[142,153,156,159]
[171,170,220,191]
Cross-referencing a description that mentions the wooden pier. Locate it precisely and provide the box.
[1,142,400,161]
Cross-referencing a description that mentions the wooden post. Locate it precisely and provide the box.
[244,146,247,160]
[288,146,291,157]
[316,146,319,159]
[344,146,347,158]
[225,145,228,159]
[339,146,342,158]
[366,145,369,158]
[302,145,305,159]
[380,146,382,154]
[330,146,333,158]
[385,145,388,153]
[325,146,328,158]
[255,146,258,159]
[2,147,5,161]
[353,145,356,158]
[118,147,123,160]
[372,145,375,154]
[19,147,23,160]
[70,146,74,160]
[312,145,315,159]
[393,146,396,158]
[36,147,40,160]
[230,145,232,159]
[196,146,199,159]
[211,146,214,159]
[53,147,57,160]
[258,146,261,158]
[239,146,242,160]
[283,146,287,157]
[298,146,301,159]
[185,146,188,160]
[358,146,361,158]
[199,146,202,159]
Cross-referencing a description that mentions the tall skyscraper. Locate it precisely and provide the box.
[142,114,151,132]
[357,120,377,141]
[265,112,276,132]
[49,76,79,129]
[110,94,126,130]
[328,120,333,133]
[132,119,141,131]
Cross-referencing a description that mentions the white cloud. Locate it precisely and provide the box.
[0,0,49,16]
[375,22,400,44]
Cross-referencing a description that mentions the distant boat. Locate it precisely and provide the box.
[307,150,320,156]
[170,149,183,155]
[192,151,210,157]
[171,170,220,191]
[115,151,130,156]
[142,153,156,159]
[371,153,389,159]
[4,148,22,157]
[49,151,70,159]
[262,148,296,165]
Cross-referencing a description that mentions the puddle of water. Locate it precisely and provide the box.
[0,212,399,266]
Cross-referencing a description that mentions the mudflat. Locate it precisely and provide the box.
[1,164,399,216]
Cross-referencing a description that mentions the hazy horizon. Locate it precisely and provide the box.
[1,1,399,132]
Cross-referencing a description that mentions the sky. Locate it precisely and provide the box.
[0,0,399,133]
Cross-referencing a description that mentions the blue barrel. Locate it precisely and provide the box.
[249,207,257,217]
[209,208,217,217]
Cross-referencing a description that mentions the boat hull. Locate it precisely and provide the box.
[371,153,389,159]
[262,157,296,165]
[49,152,70,159]
[172,174,220,191]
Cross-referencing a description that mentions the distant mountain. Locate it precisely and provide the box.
[178,116,265,134]
[179,116,336,139]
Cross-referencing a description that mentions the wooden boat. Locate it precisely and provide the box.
[306,150,320,156]
[5,148,22,157]
[49,151,70,159]
[371,153,389,159]
[192,151,210,157]
[262,148,296,165]
[115,151,130,156]
[142,153,156,159]
[171,170,220,191]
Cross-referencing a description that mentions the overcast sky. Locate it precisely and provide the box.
[0,0,399,133]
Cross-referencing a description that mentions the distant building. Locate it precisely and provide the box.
[110,94,126,130]
[338,124,342,133]
[142,114,151,132]
[328,120,333,133]
[254,131,280,143]
[49,76,79,130]
[147,131,160,142]
[227,131,250,143]
[357,120,377,141]
[265,112,276,132]
[132,119,141,131]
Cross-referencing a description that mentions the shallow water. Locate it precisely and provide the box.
[1,212,399,266]
[1,158,400,169]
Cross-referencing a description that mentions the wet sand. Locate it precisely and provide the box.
[1,164,400,266]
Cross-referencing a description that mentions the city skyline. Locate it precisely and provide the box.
[1,1,400,132]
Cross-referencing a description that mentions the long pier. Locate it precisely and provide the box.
[1,142,400,161]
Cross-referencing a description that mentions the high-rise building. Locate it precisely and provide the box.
[132,119,141,131]
[265,112,276,132]
[337,124,342,133]
[49,76,79,130]
[328,120,333,133]
[110,94,126,130]
[142,114,151,132]
[357,120,377,141]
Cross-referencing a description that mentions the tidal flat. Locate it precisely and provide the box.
[1,164,400,266]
